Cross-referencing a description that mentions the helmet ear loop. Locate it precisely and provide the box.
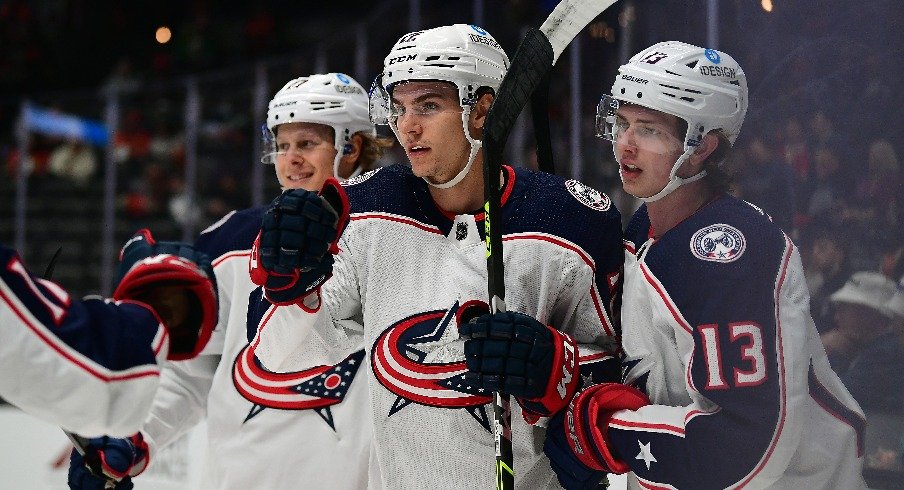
[332,129,363,181]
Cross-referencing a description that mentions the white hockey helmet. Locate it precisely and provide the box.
[369,24,509,189]
[264,73,376,180]
[597,41,748,202]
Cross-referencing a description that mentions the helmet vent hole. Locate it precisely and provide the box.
[680,97,695,102]
[447,56,460,61]
[620,88,626,95]
[425,55,441,61]
[686,60,698,69]
[289,112,294,117]
[637,92,643,98]
[729,80,741,86]
[425,63,456,69]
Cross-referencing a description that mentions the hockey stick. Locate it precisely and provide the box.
[482,1,620,488]
[531,71,555,175]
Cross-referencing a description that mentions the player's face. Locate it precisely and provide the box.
[273,122,337,191]
[390,81,470,185]
[611,105,685,199]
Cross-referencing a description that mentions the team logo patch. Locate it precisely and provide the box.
[566,180,611,211]
[690,224,746,263]
[342,167,381,186]
[232,344,365,429]
[371,301,493,432]
[336,73,351,84]
[705,49,721,64]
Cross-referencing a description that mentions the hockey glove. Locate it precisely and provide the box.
[114,229,218,361]
[461,310,580,419]
[250,178,349,306]
[544,383,650,489]
[68,433,149,490]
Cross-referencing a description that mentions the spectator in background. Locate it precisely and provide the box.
[853,139,901,220]
[804,223,852,333]
[147,114,184,164]
[47,139,97,186]
[734,134,795,231]
[842,139,901,268]
[781,117,813,226]
[821,271,904,412]
[112,108,151,164]
[882,243,904,284]
[806,144,846,220]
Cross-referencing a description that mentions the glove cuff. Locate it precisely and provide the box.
[566,383,650,475]
[97,433,150,480]
[112,255,217,361]
[519,327,579,418]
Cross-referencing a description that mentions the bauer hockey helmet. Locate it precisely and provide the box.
[369,24,509,188]
[264,73,376,180]
[596,41,748,202]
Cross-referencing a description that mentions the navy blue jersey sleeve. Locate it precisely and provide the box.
[194,206,265,257]
[0,243,165,435]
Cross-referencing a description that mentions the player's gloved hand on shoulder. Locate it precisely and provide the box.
[544,383,650,489]
[114,229,218,361]
[460,308,580,419]
[68,433,149,490]
[250,178,350,306]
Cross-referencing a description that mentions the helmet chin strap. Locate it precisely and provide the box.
[332,131,364,181]
[425,109,479,189]
[619,146,707,203]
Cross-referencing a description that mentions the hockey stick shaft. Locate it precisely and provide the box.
[482,2,620,488]
[531,71,555,175]
[483,28,554,490]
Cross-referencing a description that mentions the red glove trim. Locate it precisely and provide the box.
[521,327,579,418]
[565,383,650,474]
[319,178,350,255]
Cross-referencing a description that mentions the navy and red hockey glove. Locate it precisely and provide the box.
[460,309,580,420]
[250,178,349,306]
[544,383,650,489]
[114,229,218,361]
[68,433,149,490]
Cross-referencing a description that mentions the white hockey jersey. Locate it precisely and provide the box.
[0,243,168,437]
[614,197,866,489]
[138,207,373,489]
[253,164,624,489]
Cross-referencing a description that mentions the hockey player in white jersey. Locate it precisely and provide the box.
[250,25,624,489]
[69,73,388,489]
[544,41,868,489]
[0,232,216,437]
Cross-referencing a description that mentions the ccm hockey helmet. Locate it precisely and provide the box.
[369,24,509,188]
[597,42,748,202]
[264,73,375,180]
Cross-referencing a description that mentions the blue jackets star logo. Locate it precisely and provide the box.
[371,301,493,431]
[231,287,364,429]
